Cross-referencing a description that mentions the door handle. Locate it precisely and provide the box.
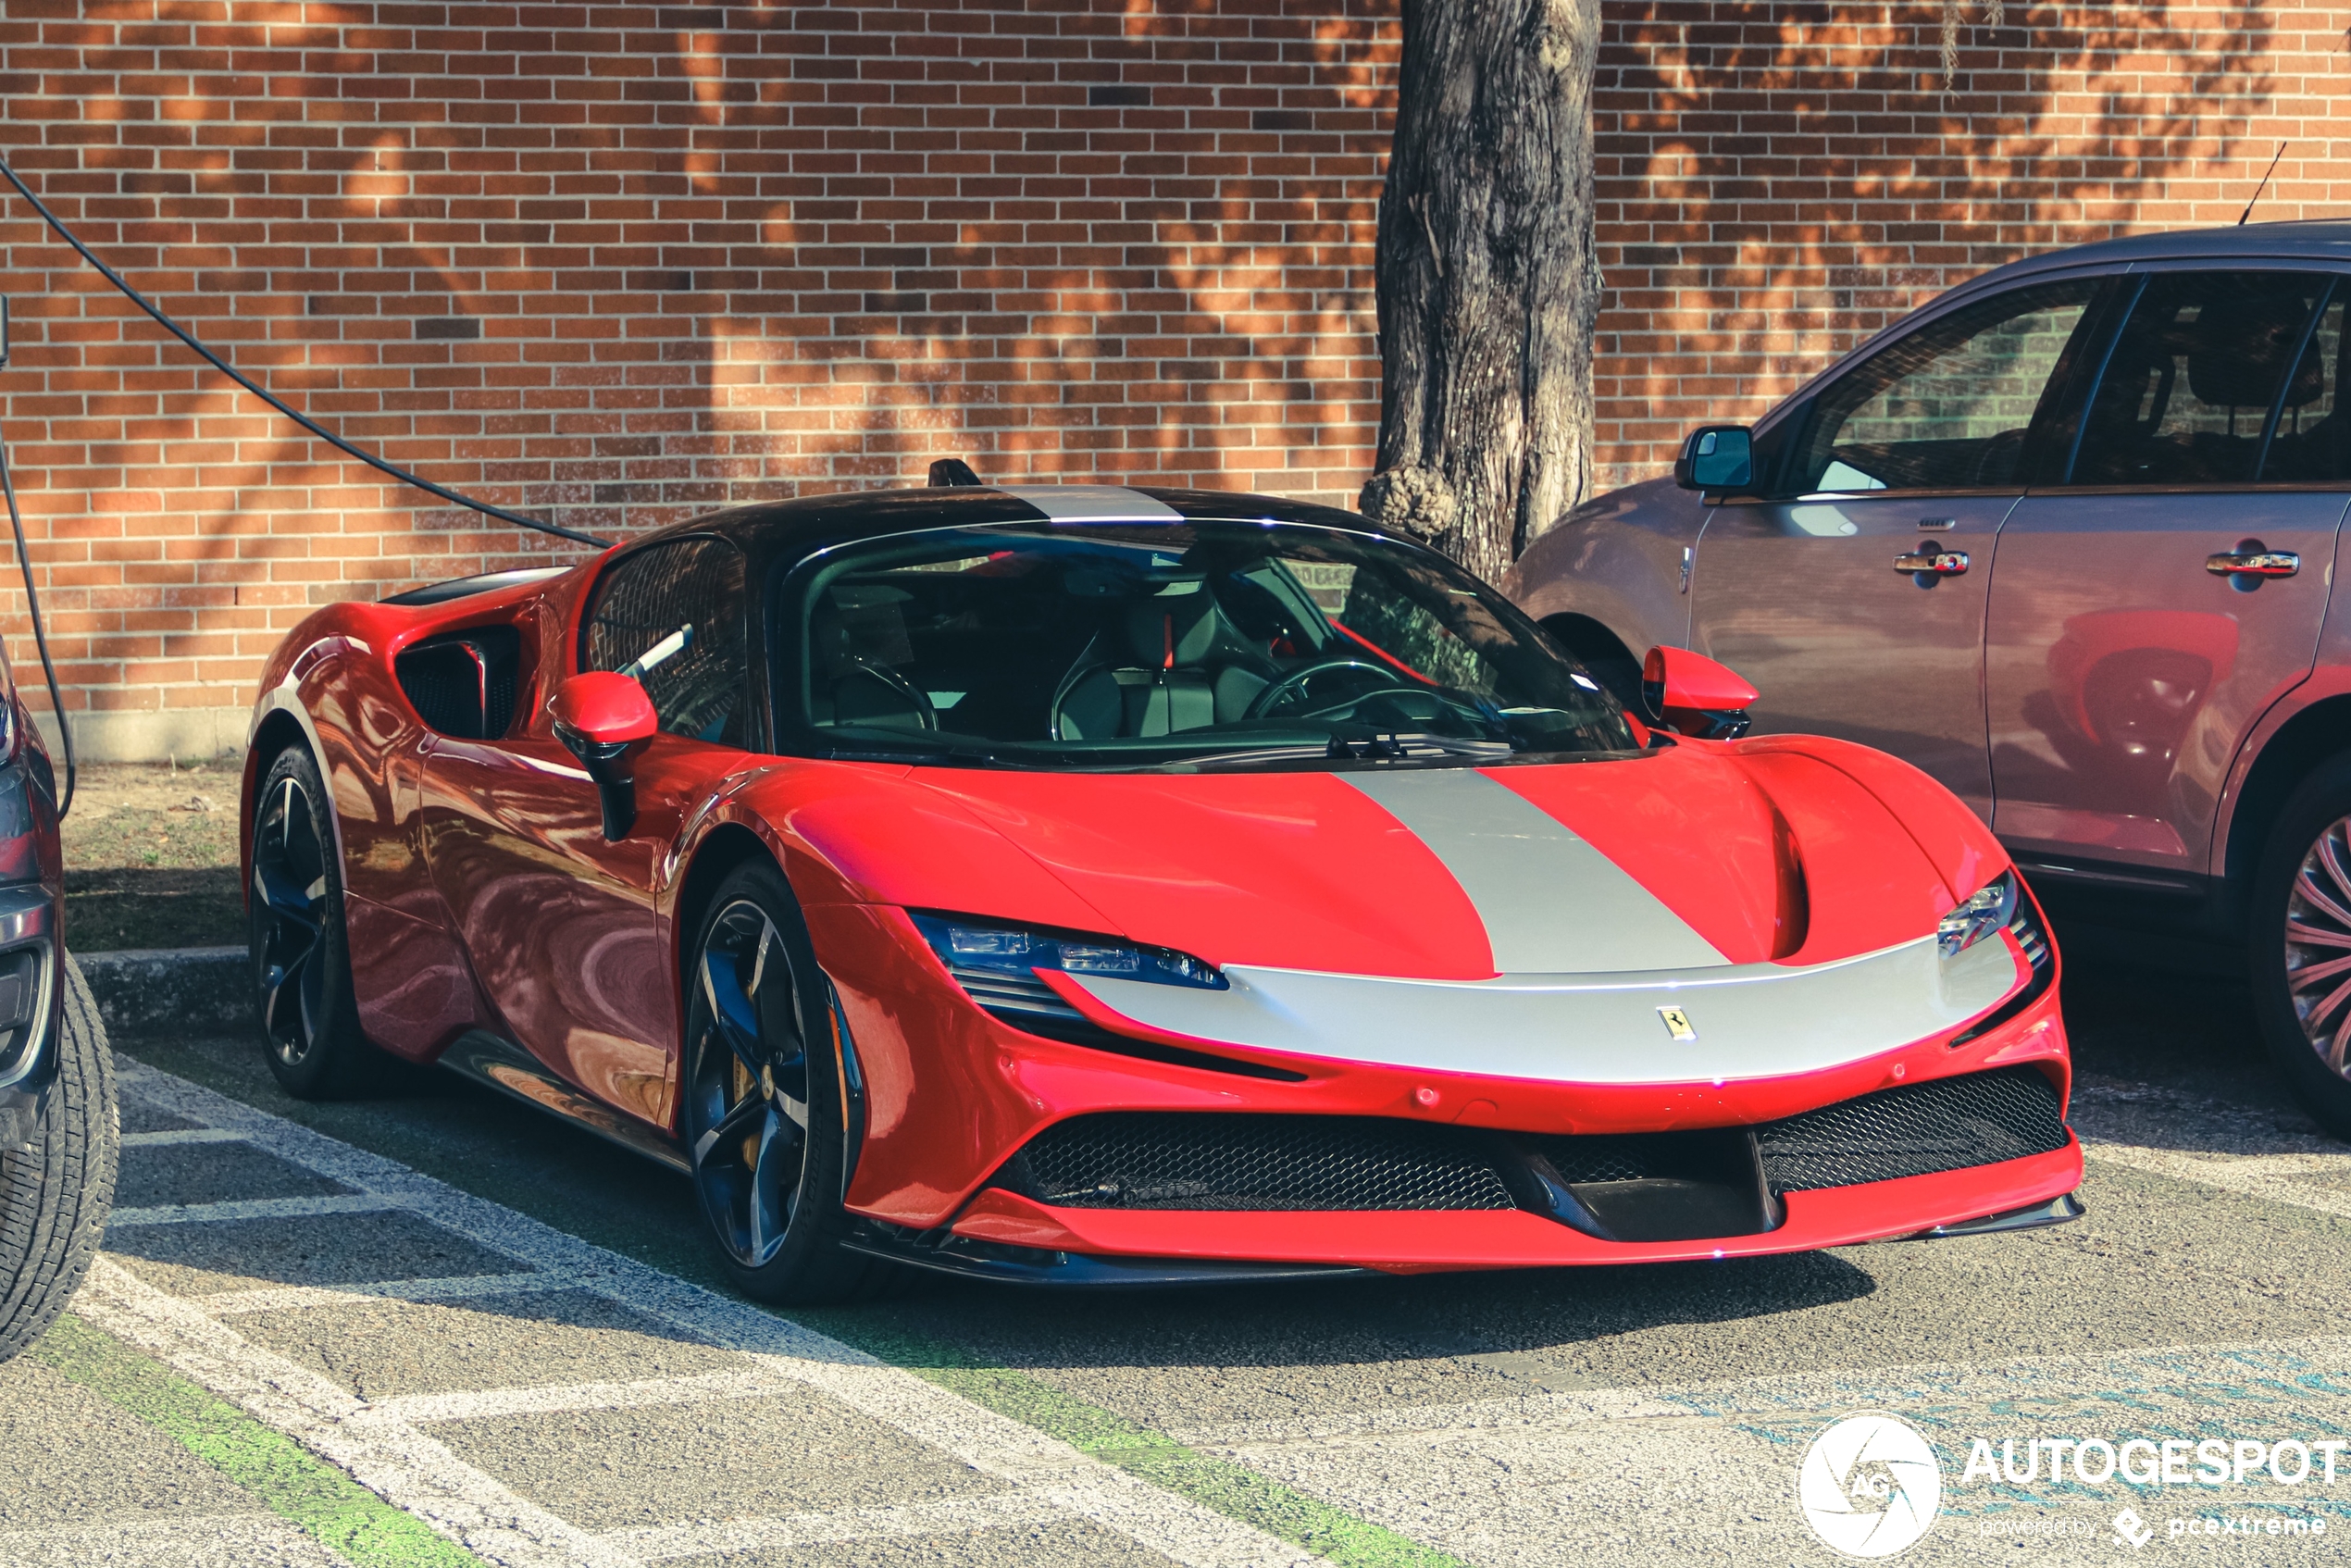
[1893,548,1969,577]
[2205,547,2298,579]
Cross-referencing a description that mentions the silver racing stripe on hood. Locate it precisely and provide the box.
[996,486,1185,523]
[1338,768,1728,975]
[1063,934,2023,1085]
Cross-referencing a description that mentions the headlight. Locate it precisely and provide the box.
[1937,872,2019,960]
[910,913,1225,992]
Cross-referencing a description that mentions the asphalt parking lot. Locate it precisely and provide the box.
[10,947,2351,1567]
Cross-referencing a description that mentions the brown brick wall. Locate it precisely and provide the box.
[1593,2,2351,491]
[0,2,2343,752]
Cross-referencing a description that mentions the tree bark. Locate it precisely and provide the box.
[1362,0,1604,583]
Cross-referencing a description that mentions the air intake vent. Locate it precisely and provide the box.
[1756,1065,2069,1193]
[394,627,521,740]
[995,1112,1517,1211]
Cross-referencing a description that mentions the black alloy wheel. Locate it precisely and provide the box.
[2251,752,2351,1140]
[681,859,896,1303]
[248,746,375,1099]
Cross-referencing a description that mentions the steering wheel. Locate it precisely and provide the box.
[840,658,937,731]
[1243,656,1420,721]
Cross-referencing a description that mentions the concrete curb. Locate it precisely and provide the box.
[76,946,248,1039]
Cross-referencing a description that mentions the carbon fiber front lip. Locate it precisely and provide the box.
[842,1220,1370,1287]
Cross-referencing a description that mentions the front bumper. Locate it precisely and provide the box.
[812,899,2076,1276]
[939,1140,2084,1275]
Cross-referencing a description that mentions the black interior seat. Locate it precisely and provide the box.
[1051,587,1277,740]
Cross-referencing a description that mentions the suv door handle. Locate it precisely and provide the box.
[1893,549,1969,576]
[2206,547,2299,579]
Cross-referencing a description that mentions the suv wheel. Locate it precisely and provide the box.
[2250,753,2351,1139]
[0,954,117,1360]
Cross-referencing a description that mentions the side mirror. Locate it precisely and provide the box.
[1673,425,1755,493]
[1642,646,1758,740]
[549,672,657,840]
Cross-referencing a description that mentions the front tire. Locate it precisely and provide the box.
[2249,753,2351,1139]
[0,954,117,1361]
[249,746,377,1100]
[682,860,895,1304]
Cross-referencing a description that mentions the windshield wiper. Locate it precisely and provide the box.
[1338,731,1516,761]
[1131,744,1341,772]
[825,741,1001,767]
[1128,732,1518,773]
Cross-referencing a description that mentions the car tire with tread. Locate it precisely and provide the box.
[250,744,384,1100]
[0,953,117,1361]
[2249,751,2351,1139]
[683,858,902,1305]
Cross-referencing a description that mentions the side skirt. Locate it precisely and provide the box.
[437,1029,688,1173]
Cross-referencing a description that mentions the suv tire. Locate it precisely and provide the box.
[2249,752,2351,1139]
[0,954,117,1360]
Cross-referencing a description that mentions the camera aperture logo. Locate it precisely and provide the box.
[1797,1413,1944,1558]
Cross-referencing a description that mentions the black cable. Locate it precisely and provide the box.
[0,434,74,817]
[0,154,611,550]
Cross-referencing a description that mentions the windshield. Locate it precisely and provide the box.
[779,520,1639,769]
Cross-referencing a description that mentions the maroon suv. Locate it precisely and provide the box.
[1507,223,2351,1133]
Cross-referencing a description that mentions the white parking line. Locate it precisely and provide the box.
[108,1059,1322,1568]
[365,1367,804,1427]
[120,1126,250,1147]
[107,1193,394,1227]
[2083,1140,2351,1220]
[603,1493,1075,1560]
[202,1274,562,1316]
[77,1256,640,1568]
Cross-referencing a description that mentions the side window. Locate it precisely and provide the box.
[2068,271,2331,486]
[1793,279,2104,494]
[2258,288,2347,482]
[583,538,750,747]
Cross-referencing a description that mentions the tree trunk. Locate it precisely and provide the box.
[1362,0,1604,583]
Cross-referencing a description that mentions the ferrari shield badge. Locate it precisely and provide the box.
[1657,1005,1698,1043]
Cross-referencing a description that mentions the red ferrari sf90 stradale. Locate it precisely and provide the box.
[239,483,2081,1300]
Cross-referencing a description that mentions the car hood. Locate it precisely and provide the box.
[859,744,1972,982]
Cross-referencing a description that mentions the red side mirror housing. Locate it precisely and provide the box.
[549,671,657,747]
[1642,647,1758,740]
[549,673,657,839]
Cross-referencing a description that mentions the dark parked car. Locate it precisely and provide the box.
[1507,222,2351,1134]
[0,648,111,1359]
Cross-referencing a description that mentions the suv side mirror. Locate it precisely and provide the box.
[549,672,657,839]
[1673,425,1755,493]
[1642,646,1758,740]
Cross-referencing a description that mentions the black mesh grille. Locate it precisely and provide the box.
[998,1113,1517,1211]
[1536,1134,1687,1185]
[1758,1066,2069,1193]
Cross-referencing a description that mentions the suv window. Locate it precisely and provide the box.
[582,537,750,747]
[2067,271,2333,486]
[1792,279,2103,494]
[2254,287,2347,483]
